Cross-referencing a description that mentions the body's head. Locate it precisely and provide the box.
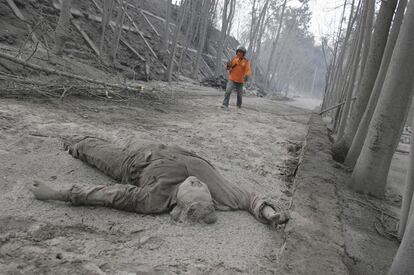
[171,176,217,224]
[236,46,247,58]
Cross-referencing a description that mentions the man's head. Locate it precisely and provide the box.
[170,176,217,224]
[236,46,247,58]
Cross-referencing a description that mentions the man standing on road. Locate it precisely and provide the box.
[221,46,251,110]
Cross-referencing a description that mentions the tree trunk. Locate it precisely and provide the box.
[264,0,287,89]
[111,0,126,63]
[389,208,414,274]
[336,0,371,138]
[178,0,197,73]
[322,0,357,111]
[53,0,73,55]
[247,0,257,58]
[99,0,114,56]
[192,0,211,79]
[162,0,172,55]
[345,0,408,167]
[353,0,375,96]
[398,113,414,238]
[166,0,188,81]
[349,0,414,197]
[214,0,230,77]
[332,0,398,162]
[249,0,270,86]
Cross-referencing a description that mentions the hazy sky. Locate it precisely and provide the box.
[173,0,346,45]
[308,0,346,42]
[231,0,346,44]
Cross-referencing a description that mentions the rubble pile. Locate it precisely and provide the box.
[200,75,227,90]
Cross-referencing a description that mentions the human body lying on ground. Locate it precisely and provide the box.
[30,137,289,226]
[222,46,251,109]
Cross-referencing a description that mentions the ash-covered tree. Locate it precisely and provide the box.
[54,0,73,55]
[214,0,236,77]
[332,0,399,162]
[350,0,414,197]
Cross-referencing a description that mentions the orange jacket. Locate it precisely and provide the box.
[227,56,251,84]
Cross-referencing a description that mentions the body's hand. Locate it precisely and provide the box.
[262,205,290,228]
[243,75,249,82]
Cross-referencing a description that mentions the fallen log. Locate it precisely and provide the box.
[53,2,148,38]
[119,38,146,62]
[88,0,145,62]
[6,0,42,47]
[121,7,159,60]
[140,10,160,37]
[0,51,142,92]
[71,20,100,56]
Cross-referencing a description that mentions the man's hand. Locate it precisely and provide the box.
[243,75,249,82]
[225,61,232,70]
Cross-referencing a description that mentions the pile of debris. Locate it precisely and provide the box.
[245,88,266,98]
[268,92,292,101]
[200,75,227,90]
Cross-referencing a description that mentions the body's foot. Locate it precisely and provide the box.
[220,105,229,111]
[29,181,69,201]
[60,135,92,152]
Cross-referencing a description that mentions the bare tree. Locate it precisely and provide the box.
[192,0,212,79]
[162,0,172,55]
[332,0,399,162]
[249,0,270,85]
[178,0,197,73]
[165,0,189,81]
[54,0,73,55]
[99,0,114,56]
[264,0,287,89]
[349,0,414,197]
[398,108,414,238]
[214,0,236,76]
[345,0,408,167]
[336,0,373,138]
[111,0,126,63]
[322,0,358,112]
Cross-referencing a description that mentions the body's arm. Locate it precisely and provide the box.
[185,156,289,226]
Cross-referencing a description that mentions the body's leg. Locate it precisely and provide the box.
[29,181,150,213]
[70,137,127,181]
[222,81,234,107]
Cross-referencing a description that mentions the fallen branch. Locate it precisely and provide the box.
[71,20,100,56]
[6,0,42,46]
[16,19,46,58]
[319,97,357,115]
[24,41,39,62]
[122,6,159,59]
[140,10,160,37]
[0,51,142,92]
[345,197,399,220]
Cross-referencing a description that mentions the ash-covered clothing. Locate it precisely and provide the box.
[68,138,272,223]
[227,56,251,84]
[223,80,244,107]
